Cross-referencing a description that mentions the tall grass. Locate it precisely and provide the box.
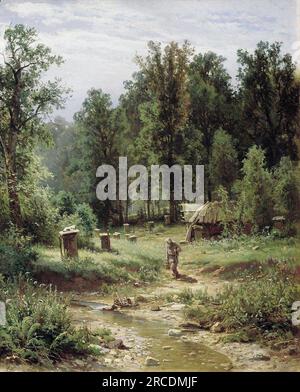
[34,238,164,284]
[0,275,107,364]
[184,234,300,269]
[184,261,299,342]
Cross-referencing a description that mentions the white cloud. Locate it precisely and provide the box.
[0,0,297,119]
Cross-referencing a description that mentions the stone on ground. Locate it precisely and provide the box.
[210,322,225,333]
[145,356,160,366]
[168,329,183,337]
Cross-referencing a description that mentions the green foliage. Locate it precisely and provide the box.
[35,237,163,284]
[73,89,125,226]
[0,24,68,227]
[237,146,274,229]
[23,188,59,244]
[75,203,97,236]
[273,157,300,221]
[184,262,298,341]
[120,71,150,142]
[53,191,76,216]
[216,186,237,237]
[136,41,193,160]
[0,276,102,364]
[34,253,131,283]
[39,117,78,193]
[58,203,97,248]
[188,52,236,200]
[136,41,193,221]
[237,41,299,167]
[0,244,37,279]
[0,184,10,230]
[176,288,194,304]
[0,225,37,278]
[210,129,238,196]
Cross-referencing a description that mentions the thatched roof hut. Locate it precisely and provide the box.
[185,201,235,241]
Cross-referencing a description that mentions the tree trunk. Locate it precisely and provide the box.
[168,138,177,223]
[206,142,212,201]
[147,199,151,219]
[6,163,22,227]
[118,200,124,226]
[103,199,110,231]
[125,199,129,222]
[157,201,161,217]
[169,190,176,223]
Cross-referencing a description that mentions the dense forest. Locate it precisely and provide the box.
[1,25,299,242]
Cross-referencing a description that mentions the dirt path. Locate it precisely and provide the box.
[67,265,300,372]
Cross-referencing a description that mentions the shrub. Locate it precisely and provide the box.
[0,244,37,279]
[23,188,59,245]
[177,288,194,304]
[273,157,300,222]
[210,128,239,196]
[58,203,97,249]
[0,226,37,279]
[53,191,76,216]
[0,276,104,364]
[75,203,97,236]
[184,261,299,342]
[236,146,274,229]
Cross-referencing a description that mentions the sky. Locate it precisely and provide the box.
[0,0,299,120]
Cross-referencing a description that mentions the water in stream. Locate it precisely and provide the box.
[72,301,232,372]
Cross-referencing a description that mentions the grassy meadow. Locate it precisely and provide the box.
[31,224,300,289]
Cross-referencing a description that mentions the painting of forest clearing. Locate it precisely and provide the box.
[0,0,300,373]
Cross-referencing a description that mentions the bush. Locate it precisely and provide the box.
[0,226,37,279]
[53,191,76,216]
[0,244,37,279]
[184,261,299,342]
[0,276,104,364]
[23,188,59,245]
[210,128,239,196]
[75,203,97,236]
[273,157,300,222]
[58,203,97,248]
[236,146,274,229]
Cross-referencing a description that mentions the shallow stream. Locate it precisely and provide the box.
[72,300,231,372]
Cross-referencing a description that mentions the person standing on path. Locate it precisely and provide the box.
[165,238,182,279]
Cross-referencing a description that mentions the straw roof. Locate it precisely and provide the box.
[188,201,235,224]
[185,201,235,242]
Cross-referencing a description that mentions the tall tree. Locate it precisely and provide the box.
[237,146,274,229]
[119,72,151,219]
[136,41,193,222]
[273,156,300,221]
[237,41,299,167]
[120,71,150,141]
[39,117,76,193]
[74,88,124,226]
[210,128,238,197]
[188,51,235,200]
[0,25,67,227]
